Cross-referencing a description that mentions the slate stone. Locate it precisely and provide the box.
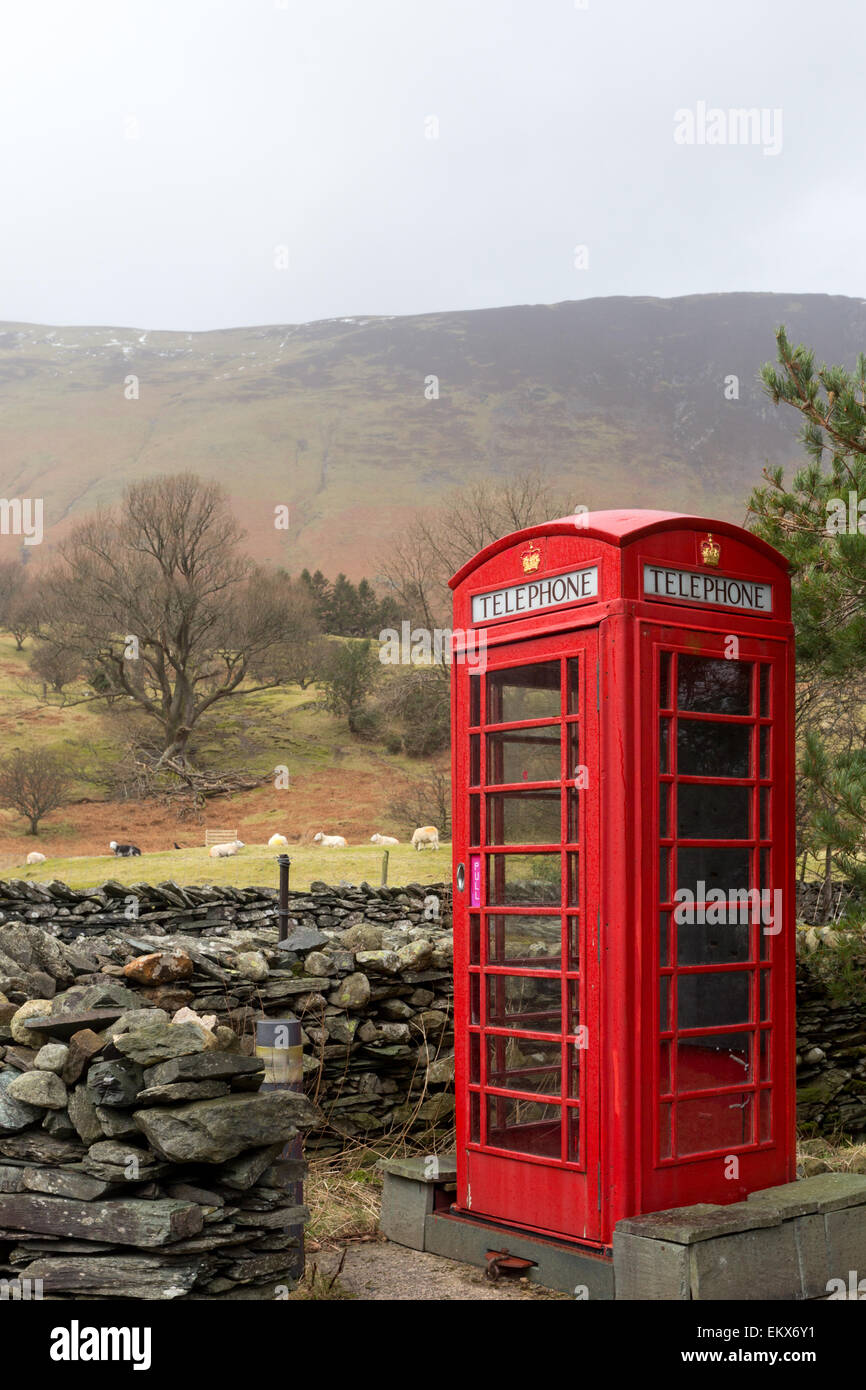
[0,1193,203,1246]
[276,925,328,951]
[0,1164,26,1192]
[616,1201,782,1245]
[60,1029,105,1084]
[68,1083,105,1145]
[23,1009,124,1041]
[41,1108,76,1139]
[142,1052,264,1088]
[213,1143,285,1190]
[7,1070,67,1110]
[328,972,371,1010]
[746,1172,866,1215]
[115,1021,215,1067]
[0,1131,86,1165]
[134,1091,320,1164]
[135,1079,230,1106]
[86,1058,144,1108]
[34,1043,69,1074]
[94,1106,141,1139]
[18,1252,200,1299]
[0,1067,42,1133]
[23,1165,114,1201]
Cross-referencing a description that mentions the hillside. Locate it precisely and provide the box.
[1,293,864,576]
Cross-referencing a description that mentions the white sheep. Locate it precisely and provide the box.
[370,833,399,846]
[411,825,440,851]
[26,851,46,865]
[313,832,347,848]
[267,833,289,849]
[209,839,245,858]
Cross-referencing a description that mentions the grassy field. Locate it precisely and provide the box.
[18,840,451,892]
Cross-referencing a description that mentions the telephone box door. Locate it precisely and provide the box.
[453,628,601,1243]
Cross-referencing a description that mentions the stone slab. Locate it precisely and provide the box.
[613,1231,690,1300]
[615,1201,781,1245]
[688,1221,802,1301]
[747,1172,866,1216]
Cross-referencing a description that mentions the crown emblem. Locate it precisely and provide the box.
[700,534,720,567]
[521,541,541,574]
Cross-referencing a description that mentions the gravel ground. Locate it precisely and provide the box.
[312,1237,568,1300]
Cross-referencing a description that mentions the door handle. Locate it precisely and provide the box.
[456,863,466,892]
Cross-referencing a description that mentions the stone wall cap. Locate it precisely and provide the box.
[746,1172,866,1215]
[615,1201,781,1245]
[378,1154,457,1183]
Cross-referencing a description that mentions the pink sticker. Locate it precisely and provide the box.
[470,855,481,907]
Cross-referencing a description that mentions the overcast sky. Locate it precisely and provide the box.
[0,0,860,331]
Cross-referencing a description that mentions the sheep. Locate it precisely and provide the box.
[209,839,245,858]
[267,833,290,849]
[110,841,141,857]
[370,833,399,846]
[411,826,440,851]
[26,851,46,865]
[313,832,347,848]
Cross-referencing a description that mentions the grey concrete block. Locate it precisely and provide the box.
[378,1171,434,1249]
[424,1210,615,1298]
[747,1173,866,1215]
[616,1200,781,1245]
[824,1203,866,1276]
[613,1231,690,1300]
[792,1212,831,1300]
[689,1221,801,1301]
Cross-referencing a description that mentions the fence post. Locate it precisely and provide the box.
[277,853,291,941]
[381,849,389,886]
[255,1016,304,1280]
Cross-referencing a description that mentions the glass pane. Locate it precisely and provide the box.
[677,655,752,715]
[678,720,751,778]
[567,979,580,1033]
[760,788,770,841]
[469,914,480,964]
[568,1038,582,1097]
[760,1030,771,1081]
[659,1102,672,1159]
[567,916,580,968]
[659,975,670,1030]
[470,734,481,786]
[469,675,481,726]
[470,1091,480,1142]
[487,728,560,785]
[486,1035,562,1096]
[659,1040,671,1093]
[677,971,751,1028]
[469,1033,480,1083]
[487,914,561,966]
[486,1096,561,1157]
[659,911,670,966]
[659,783,669,838]
[486,974,562,1033]
[676,917,749,966]
[760,970,769,1022]
[567,657,580,714]
[759,665,770,718]
[760,726,770,778]
[567,852,579,906]
[487,662,560,723]
[487,854,560,905]
[470,795,480,846]
[470,974,480,1024]
[568,1106,580,1162]
[659,718,670,773]
[487,790,560,845]
[677,1032,752,1091]
[759,1089,772,1142]
[659,847,670,900]
[677,847,750,897]
[677,784,751,840]
[567,788,580,843]
[659,650,672,709]
[568,724,581,781]
[676,1093,752,1155]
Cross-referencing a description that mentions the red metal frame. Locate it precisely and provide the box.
[450,511,795,1248]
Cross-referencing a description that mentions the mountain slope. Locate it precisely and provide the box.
[1,292,863,576]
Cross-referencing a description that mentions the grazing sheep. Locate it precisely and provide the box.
[313,832,348,848]
[209,839,245,858]
[26,851,46,865]
[370,833,399,846]
[411,825,439,851]
[267,833,290,849]
[110,841,141,857]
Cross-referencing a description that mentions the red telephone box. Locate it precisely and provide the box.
[449,510,796,1250]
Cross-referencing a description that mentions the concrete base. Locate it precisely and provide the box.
[378,1157,866,1300]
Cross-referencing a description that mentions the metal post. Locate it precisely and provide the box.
[381,849,389,886]
[277,853,291,941]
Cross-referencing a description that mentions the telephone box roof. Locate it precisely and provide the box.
[448,508,788,589]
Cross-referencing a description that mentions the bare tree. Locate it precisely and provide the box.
[388,766,451,839]
[37,473,320,763]
[382,471,569,627]
[0,747,74,835]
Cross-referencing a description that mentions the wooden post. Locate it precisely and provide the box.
[381,850,389,886]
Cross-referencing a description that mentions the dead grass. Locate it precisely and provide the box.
[797,1135,866,1175]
